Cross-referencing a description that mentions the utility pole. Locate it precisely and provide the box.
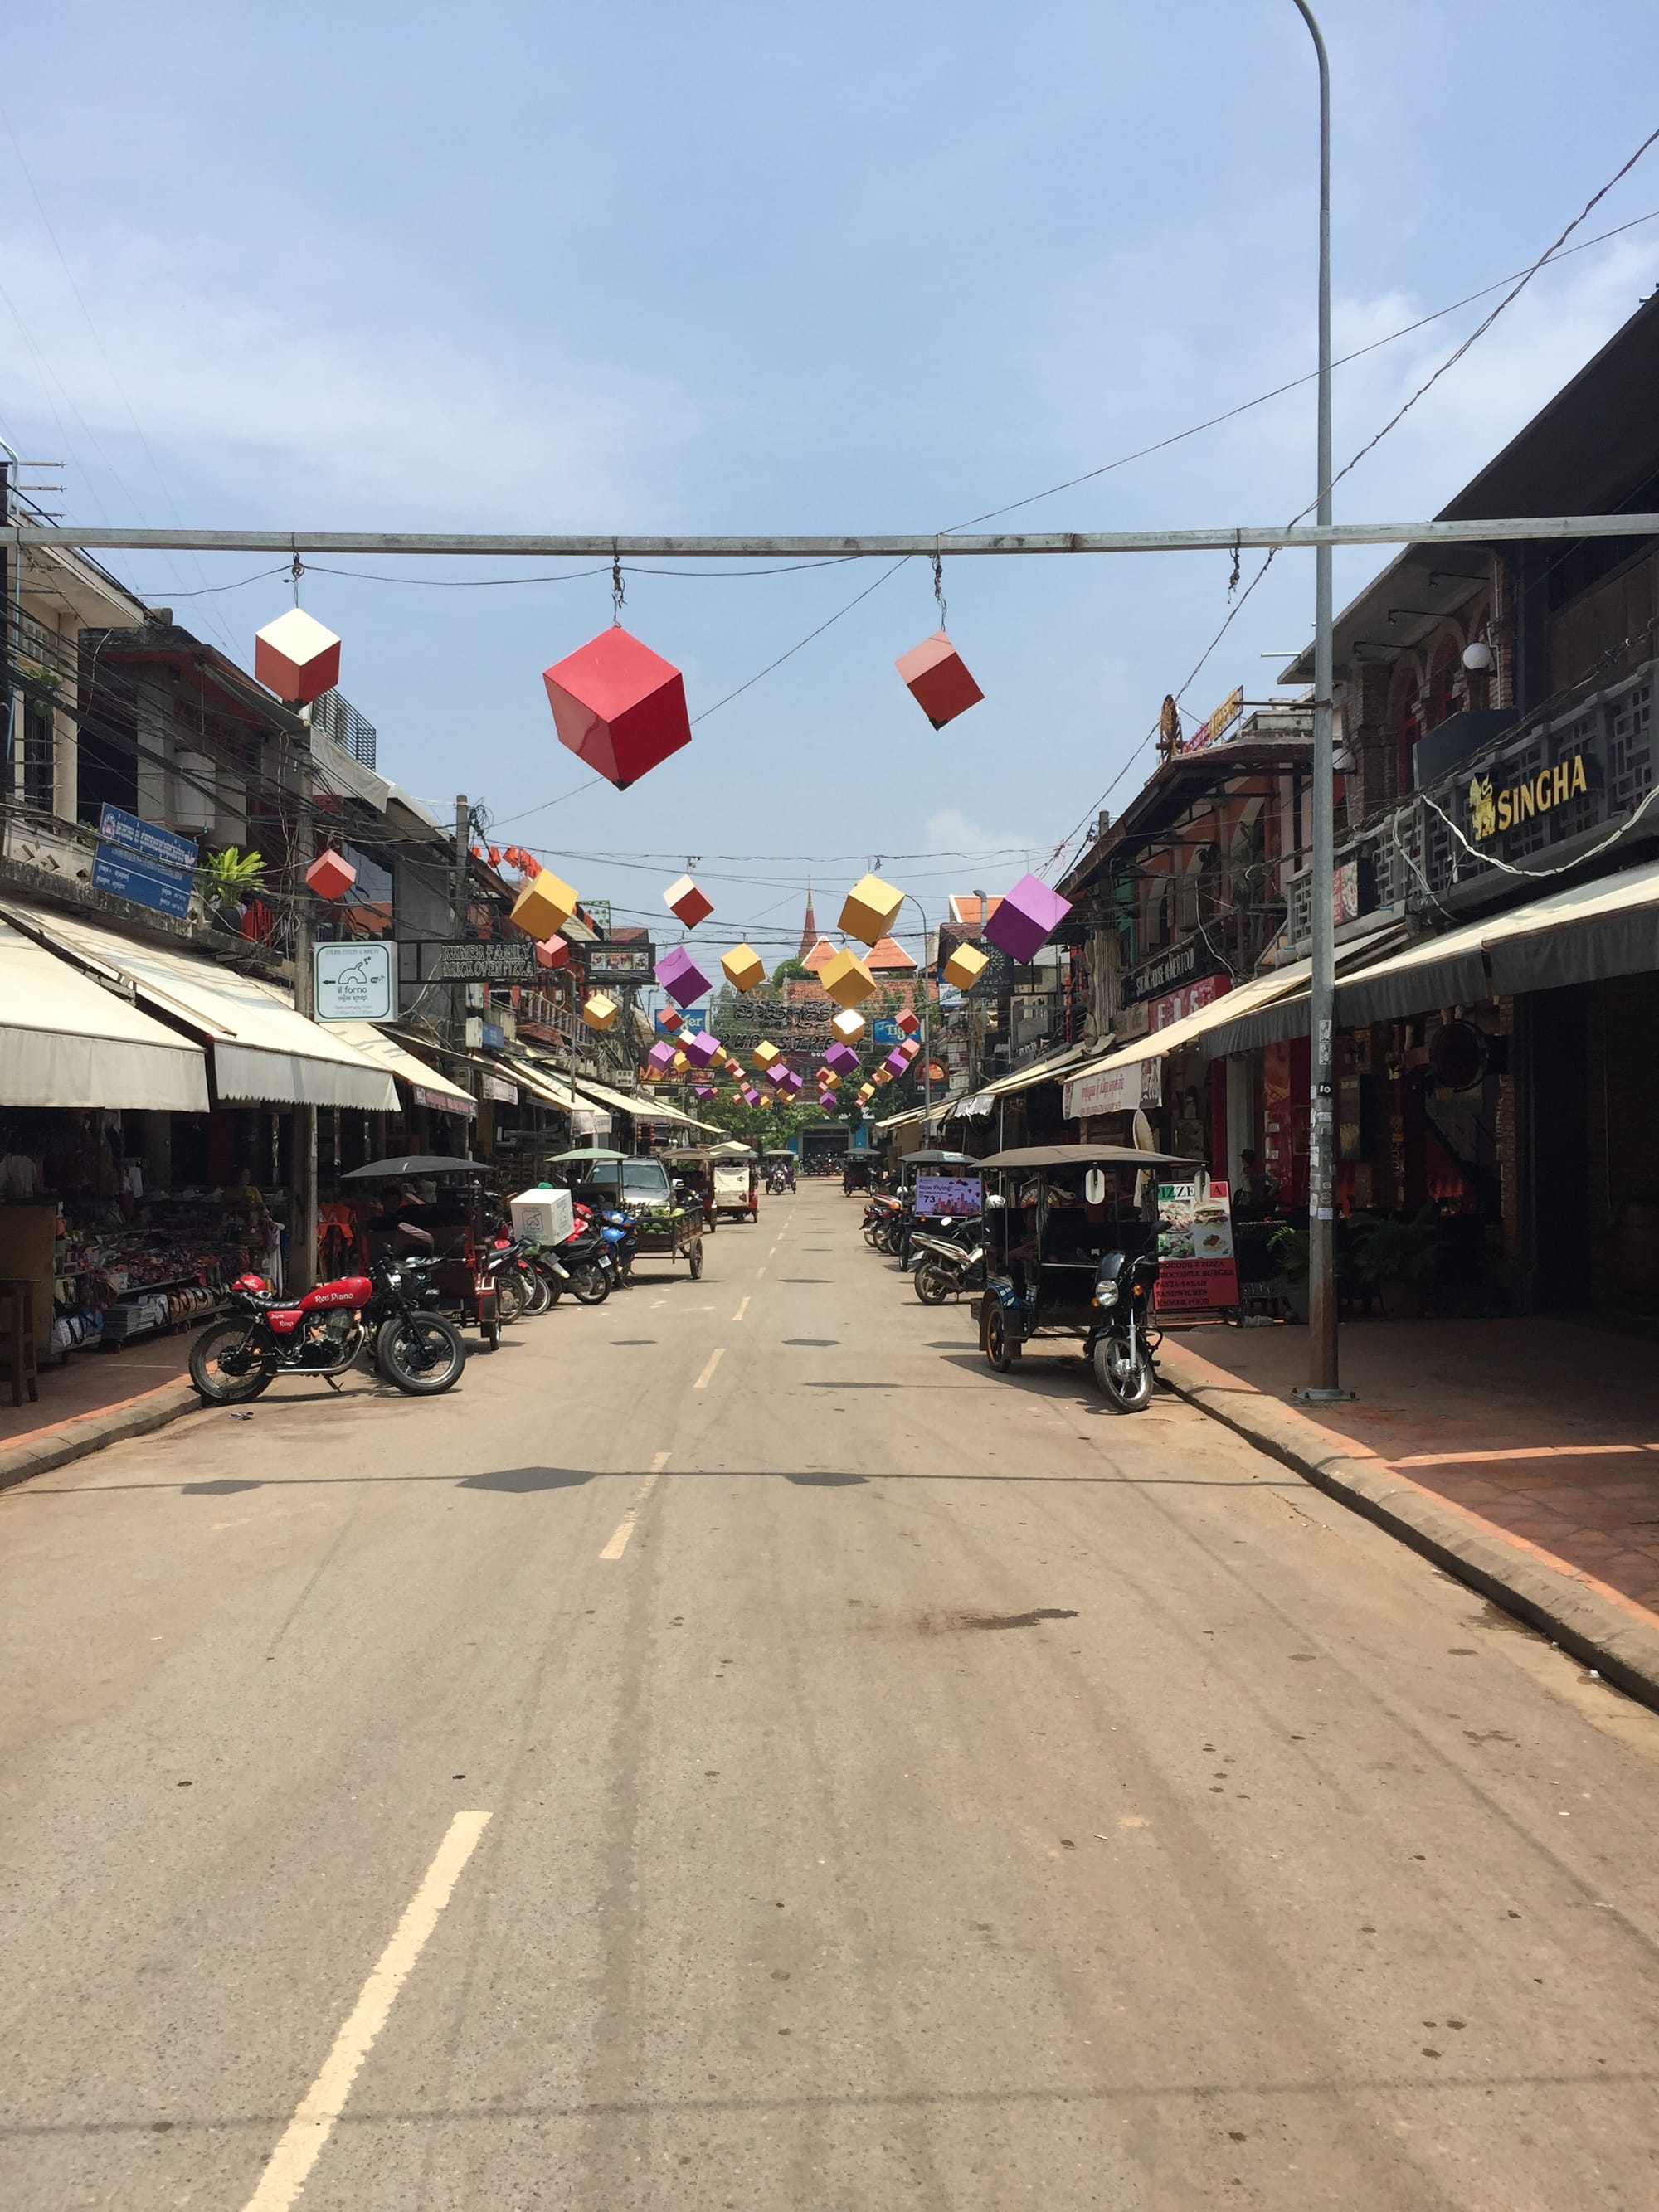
[452,792,470,1050]
[1292,0,1344,1401]
[289,707,319,1293]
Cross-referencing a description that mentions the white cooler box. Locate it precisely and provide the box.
[509,1188,575,1246]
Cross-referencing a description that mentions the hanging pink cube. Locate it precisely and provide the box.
[984,873,1073,965]
[647,1040,676,1075]
[663,873,713,928]
[894,630,983,729]
[684,1030,722,1069]
[883,1048,909,1077]
[255,607,341,706]
[896,1006,921,1038]
[536,936,570,970]
[655,946,711,1008]
[543,625,693,790]
[657,1006,684,1033]
[824,1041,860,1077]
[305,848,357,901]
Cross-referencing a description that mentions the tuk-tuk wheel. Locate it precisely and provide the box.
[980,1294,1020,1372]
[688,1237,704,1281]
[479,1316,500,1353]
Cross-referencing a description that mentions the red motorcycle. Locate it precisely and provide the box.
[187,1252,466,1404]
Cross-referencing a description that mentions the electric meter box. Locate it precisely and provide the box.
[509,1189,575,1246]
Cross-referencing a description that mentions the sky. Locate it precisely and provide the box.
[4,0,1659,960]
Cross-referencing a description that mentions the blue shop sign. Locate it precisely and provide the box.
[871,1018,901,1046]
[98,804,199,875]
[90,848,194,916]
[481,1020,506,1049]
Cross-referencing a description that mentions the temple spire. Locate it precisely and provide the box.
[798,875,818,958]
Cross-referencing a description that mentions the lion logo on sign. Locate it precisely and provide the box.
[1467,773,1496,840]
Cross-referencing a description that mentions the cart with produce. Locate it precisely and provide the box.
[628,1198,705,1278]
[548,1148,705,1281]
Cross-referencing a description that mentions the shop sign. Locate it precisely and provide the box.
[1148,971,1230,1031]
[572,1108,612,1137]
[1180,686,1244,755]
[655,1006,705,1035]
[1467,751,1588,840]
[482,1073,518,1103]
[871,1018,902,1045]
[480,1020,506,1049]
[1063,1055,1161,1119]
[1334,859,1360,927]
[1153,1179,1239,1312]
[91,802,197,917]
[1125,933,1225,1004]
[915,1173,982,1218]
[314,940,394,1021]
[412,1083,474,1119]
[584,941,654,981]
[424,939,538,982]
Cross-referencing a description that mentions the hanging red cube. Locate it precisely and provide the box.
[894,630,983,730]
[255,608,341,706]
[305,848,357,901]
[543,625,692,790]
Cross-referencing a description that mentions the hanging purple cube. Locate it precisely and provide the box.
[823,1040,860,1078]
[646,1040,676,1075]
[692,1082,717,1100]
[655,944,711,1008]
[684,1030,722,1069]
[781,1067,803,1096]
[983,873,1072,965]
[742,1084,761,1106]
[883,1047,909,1077]
[817,1091,837,1111]
[764,1062,790,1089]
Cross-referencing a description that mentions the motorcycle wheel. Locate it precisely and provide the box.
[1092,1334,1153,1412]
[688,1236,704,1281]
[538,1267,564,1309]
[188,1320,272,1405]
[376,1315,466,1394]
[571,1263,611,1305]
[913,1260,951,1306]
[518,1262,552,1315]
[980,1295,1021,1372]
[494,1271,525,1325]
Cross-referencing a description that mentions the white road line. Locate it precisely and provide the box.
[601,1451,670,1559]
[768,1244,778,1257]
[241,1811,491,2212]
[756,1266,766,1280]
[732,1296,750,1322]
[693,1346,725,1390]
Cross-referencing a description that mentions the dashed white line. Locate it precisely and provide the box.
[241,1811,491,2211]
[601,1450,670,1559]
[693,1347,725,1390]
[732,1296,750,1323]
[756,1266,766,1280]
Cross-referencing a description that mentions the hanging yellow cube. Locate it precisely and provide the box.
[839,873,904,948]
[752,1040,781,1071]
[673,1048,689,1072]
[818,1070,840,1091]
[583,991,619,1032]
[942,940,990,990]
[830,1008,866,1044]
[873,1068,892,1087]
[721,943,766,992]
[820,946,876,1009]
[509,868,578,940]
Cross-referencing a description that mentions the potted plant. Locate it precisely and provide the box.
[1347,1208,1439,1319]
[1267,1222,1311,1323]
[198,845,266,922]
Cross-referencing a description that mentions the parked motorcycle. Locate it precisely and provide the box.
[1087,1247,1161,1412]
[187,1254,467,1403]
[909,1215,985,1305]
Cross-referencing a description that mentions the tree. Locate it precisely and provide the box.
[771,955,810,986]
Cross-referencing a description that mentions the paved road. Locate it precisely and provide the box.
[2,1184,1657,2210]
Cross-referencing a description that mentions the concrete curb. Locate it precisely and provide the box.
[1157,1337,1659,1715]
[0,1379,202,1493]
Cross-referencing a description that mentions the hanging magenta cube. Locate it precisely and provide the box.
[764,1062,789,1089]
[817,1091,837,1111]
[305,848,357,901]
[684,1030,722,1069]
[742,1084,761,1106]
[894,630,983,729]
[543,625,693,790]
[655,945,711,1008]
[692,1083,717,1101]
[824,1040,860,1077]
[984,873,1073,965]
[883,1047,909,1077]
[647,1040,676,1075]
[781,1067,803,1096]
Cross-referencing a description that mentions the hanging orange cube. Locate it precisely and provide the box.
[839,873,904,947]
[255,607,341,706]
[583,992,620,1032]
[820,947,876,1009]
[752,1040,781,1071]
[895,630,983,729]
[544,625,693,790]
[510,869,577,940]
[942,941,989,990]
[721,943,765,992]
[830,1009,867,1044]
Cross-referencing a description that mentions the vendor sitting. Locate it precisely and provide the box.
[374,1181,435,1256]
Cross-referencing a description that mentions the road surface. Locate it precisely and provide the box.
[2,1182,1656,2210]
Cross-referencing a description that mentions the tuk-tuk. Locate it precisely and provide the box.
[711,1142,759,1223]
[662,1148,719,1232]
[975,1143,1191,1408]
[763,1148,796,1194]
[344,1153,504,1351]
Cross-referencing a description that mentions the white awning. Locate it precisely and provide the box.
[572,1077,644,1119]
[975,1041,1092,1100]
[6,903,398,1112]
[508,1058,581,1111]
[0,916,210,1111]
[327,1022,476,1115]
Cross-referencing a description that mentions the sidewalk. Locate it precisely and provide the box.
[0,1335,201,1489]
[1168,1315,1659,1613]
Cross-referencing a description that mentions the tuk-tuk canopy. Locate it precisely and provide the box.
[712,1142,756,1158]
[978,1144,1193,1169]
[901,1149,977,1166]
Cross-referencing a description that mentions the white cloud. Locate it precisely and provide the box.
[922,806,1042,859]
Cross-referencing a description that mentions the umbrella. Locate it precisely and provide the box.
[341,1155,483,1180]
[543,1146,630,1164]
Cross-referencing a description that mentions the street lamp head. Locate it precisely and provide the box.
[1462,639,1495,673]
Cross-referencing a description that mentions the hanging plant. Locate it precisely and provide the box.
[198,845,267,902]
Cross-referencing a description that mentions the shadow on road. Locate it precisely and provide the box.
[458,1467,595,1494]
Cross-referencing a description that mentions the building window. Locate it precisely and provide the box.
[21,696,55,813]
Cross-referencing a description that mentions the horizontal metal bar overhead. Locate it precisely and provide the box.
[8,516,1659,558]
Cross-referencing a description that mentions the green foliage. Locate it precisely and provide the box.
[1266,1223,1310,1281]
[771,956,810,985]
[198,845,266,898]
[1346,1208,1440,1286]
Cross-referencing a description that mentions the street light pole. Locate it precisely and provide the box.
[1292,0,1342,1400]
[899,893,933,1133]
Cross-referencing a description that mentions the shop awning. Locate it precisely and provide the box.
[5,903,398,1112]
[326,1022,476,1116]
[572,1076,643,1120]
[0,915,210,1111]
[875,1107,926,1135]
[510,1058,582,1111]
[976,1042,1092,1101]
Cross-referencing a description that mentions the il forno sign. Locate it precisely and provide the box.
[314,941,394,1021]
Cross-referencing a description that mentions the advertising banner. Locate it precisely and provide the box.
[914,1173,982,1218]
[314,941,395,1021]
[1153,1178,1239,1313]
[1062,1055,1161,1120]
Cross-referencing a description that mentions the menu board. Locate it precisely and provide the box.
[1153,1179,1239,1312]
[914,1174,983,1218]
